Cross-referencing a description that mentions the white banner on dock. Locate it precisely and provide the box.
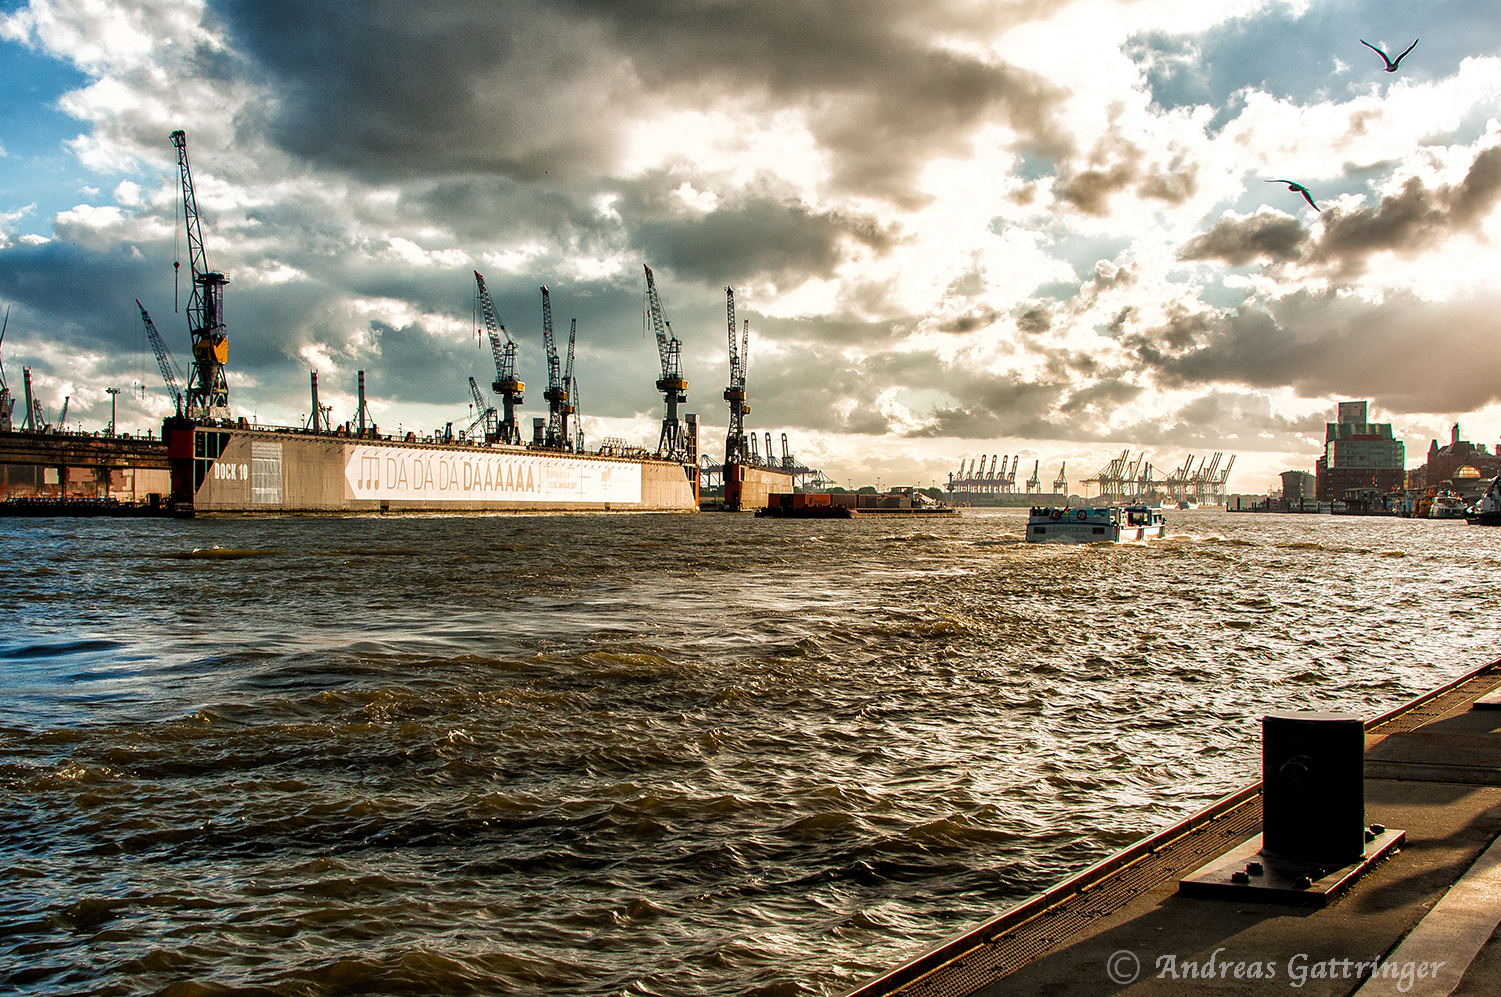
[343,445,642,504]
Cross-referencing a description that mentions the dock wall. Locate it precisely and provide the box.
[183,427,698,513]
[0,431,171,504]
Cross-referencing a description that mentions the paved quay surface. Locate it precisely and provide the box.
[848,662,1501,997]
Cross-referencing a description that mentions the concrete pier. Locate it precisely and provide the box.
[847,660,1501,997]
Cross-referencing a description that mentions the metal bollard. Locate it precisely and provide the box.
[1261,710,1366,866]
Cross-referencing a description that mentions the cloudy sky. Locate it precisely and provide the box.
[3,0,1500,492]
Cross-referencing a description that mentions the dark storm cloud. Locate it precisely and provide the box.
[1105,390,1328,452]
[1177,144,1501,276]
[1054,136,1197,217]
[213,0,1071,206]
[1312,145,1501,274]
[0,240,157,358]
[1016,304,1051,334]
[935,305,1001,335]
[1129,289,1501,414]
[916,374,1067,440]
[628,194,898,287]
[1058,377,1142,415]
[1179,212,1309,266]
[407,178,614,249]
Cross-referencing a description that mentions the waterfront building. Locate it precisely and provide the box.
[1314,400,1404,502]
[1416,423,1501,497]
[1279,470,1317,511]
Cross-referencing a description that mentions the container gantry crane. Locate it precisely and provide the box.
[137,300,184,413]
[643,264,688,460]
[1053,462,1067,496]
[474,271,524,445]
[170,130,229,420]
[723,287,750,466]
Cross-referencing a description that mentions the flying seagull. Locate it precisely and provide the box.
[1360,38,1418,73]
[1264,180,1320,212]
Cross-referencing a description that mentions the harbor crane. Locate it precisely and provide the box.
[643,264,688,460]
[538,287,575,451]
[467,376,497,442]
[563,316,580,451]
[1026,460,1040,494]
[1053,462,1067,496]
[57,395,69,429]
[474,271,524,445]
[0,305,12,432]
[21,367,42,431]
[137,300,184,413]
[723,287,750,466]
[568,370,584,452]
[170,130,230,420]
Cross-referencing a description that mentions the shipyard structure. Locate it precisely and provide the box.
[0,129,817,516]
[164,418,697,514]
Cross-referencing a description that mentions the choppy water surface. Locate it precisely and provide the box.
[2,510,1498,995]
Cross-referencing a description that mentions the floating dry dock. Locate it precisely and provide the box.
[847,659,1501,997]
[165,421,699,514]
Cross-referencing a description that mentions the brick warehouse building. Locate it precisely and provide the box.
[1414,423,1501,494]
[1315,400,1405,502]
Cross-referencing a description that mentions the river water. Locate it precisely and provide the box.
[2,509,1497,995]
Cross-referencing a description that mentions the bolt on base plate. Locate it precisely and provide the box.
[1178,827,1405,907]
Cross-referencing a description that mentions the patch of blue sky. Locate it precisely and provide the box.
[1126,0,1496,115]
[0,33,141,239]
[1046,232,1135,283]
[1223,160,1388,219]
[1192,270,1255,311]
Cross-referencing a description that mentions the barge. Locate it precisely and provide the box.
[757,491,957,519]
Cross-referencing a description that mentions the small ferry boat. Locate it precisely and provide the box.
[1026,504,1167,543]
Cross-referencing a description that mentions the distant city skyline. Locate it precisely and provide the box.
[3,0,1501,492]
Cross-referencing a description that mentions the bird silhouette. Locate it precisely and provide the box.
[1360,38,1418,73]
[1264,180,1320,212]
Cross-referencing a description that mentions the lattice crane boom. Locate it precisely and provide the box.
[466,376,497,440]
[723,287,750,466]
[563,317,577,451]
[474,271,523,445]
[170,129,229,419]
[0,306,10,432]
[137,300,184,412]
[644,264,688,458]
[539,286,571,450]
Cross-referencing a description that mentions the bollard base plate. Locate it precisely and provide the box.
[1472,689,1501,710]
[1177,829,1405,907]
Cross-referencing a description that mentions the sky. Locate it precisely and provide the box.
[2,0,1500,494]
